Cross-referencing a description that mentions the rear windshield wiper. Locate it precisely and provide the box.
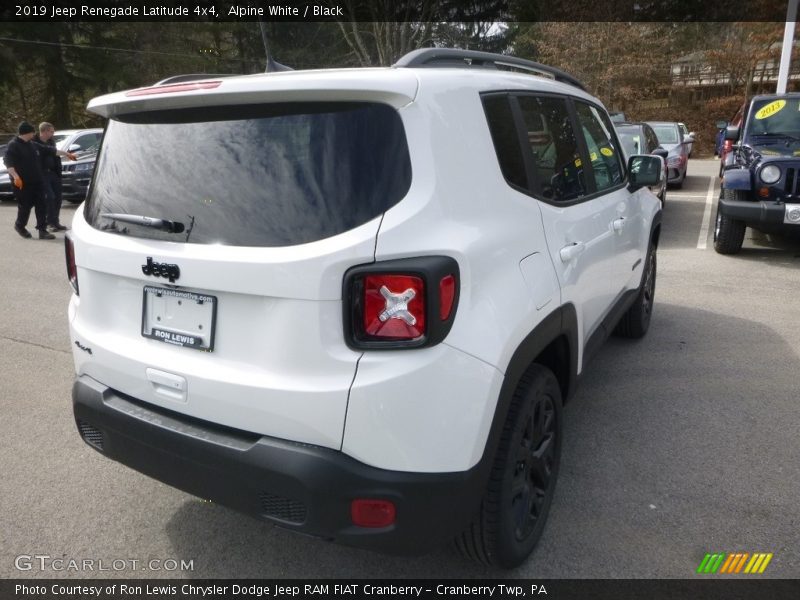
[101,213,185,233]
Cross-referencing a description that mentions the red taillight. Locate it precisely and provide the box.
[363,274,425,340]
[351,499,396,528]
[65,235,79,295]
[439,275,455,320]
[125,81,222,96]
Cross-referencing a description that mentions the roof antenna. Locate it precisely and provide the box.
[258,20,293,73]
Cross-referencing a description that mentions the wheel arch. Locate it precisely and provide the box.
[474,304,578,483]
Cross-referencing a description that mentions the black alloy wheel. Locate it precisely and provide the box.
[454,364,563,568]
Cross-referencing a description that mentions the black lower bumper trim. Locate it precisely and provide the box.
[72,376,486,555]
[718,196,797,232]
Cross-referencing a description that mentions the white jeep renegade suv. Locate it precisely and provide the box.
[67,49,663,568]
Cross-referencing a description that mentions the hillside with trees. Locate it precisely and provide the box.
[1,20,797,155]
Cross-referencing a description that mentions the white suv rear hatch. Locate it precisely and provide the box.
[69,71,417,450]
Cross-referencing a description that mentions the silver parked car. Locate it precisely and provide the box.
[646,121,691,188]
[614,121,668,205]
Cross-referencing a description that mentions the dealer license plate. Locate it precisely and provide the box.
[142,286,217,351]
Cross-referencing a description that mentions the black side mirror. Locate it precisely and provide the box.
[724,126,740,141]
[628,155,663,191]
[652,147,669,159]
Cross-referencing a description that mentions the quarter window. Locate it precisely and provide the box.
[482,95,528,189]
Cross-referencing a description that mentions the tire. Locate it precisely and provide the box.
[455,364,562,568]
[615,242,656,339]
[713,189,746,255]
[673,168,685,189]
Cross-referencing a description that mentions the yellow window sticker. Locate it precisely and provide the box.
[574,158,582,167]
[590,152,598,161]
[755,100,786,119]
[600,147,614,157]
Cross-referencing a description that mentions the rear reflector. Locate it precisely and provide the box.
[439,275,456,320]
[351,499,396,528]
[65,234,79,295]
[125,81,222,96]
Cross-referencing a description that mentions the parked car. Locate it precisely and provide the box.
[0,128,102,201]
[0,136,16,201]
[646,121,690,188]
[61,150,98,203]
[614,121,668,204]
[609,111,627,123]
[67,49,663,568]
[715,93,800,254]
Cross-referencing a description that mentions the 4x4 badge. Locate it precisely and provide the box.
[142,257,180,283]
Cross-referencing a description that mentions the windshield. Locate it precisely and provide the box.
[53,135,69,149]
[651,124,679,145]
[615,127,643,156]
[85,102,412,247]
[744,97,800,149]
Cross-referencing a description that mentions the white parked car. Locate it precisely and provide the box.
[67,49,663,568]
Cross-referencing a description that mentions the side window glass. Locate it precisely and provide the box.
[517,95,586,202]
[575,102,625,192]
[646,127,658,153]
[73,135,91,151]
[482,95,528,190]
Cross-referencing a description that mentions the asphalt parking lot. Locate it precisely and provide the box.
[1,159,798,579]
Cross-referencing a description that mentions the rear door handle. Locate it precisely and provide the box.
[612,217,625,232]
[559,242,586,263]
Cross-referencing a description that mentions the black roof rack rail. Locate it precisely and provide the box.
[393,48,587,92]
[153,74,240,86]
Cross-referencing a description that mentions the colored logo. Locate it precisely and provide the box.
[696,552,773,574]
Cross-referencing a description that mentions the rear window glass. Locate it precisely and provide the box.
[651,124,679,145]
[85,103,412,247]
[615,126,643,157]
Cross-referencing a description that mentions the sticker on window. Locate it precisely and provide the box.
[755,100,786,119]
[600,147,614,157]
[590,152,598,161]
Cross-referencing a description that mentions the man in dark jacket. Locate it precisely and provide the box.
[34,122,75,232]
[3,121,54,239]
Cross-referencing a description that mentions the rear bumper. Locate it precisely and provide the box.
[718,195,800,232]
[72,375,485,555]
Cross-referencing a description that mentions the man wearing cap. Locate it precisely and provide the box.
[3,121,54,239]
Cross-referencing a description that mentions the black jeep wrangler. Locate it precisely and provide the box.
[716,93,800,254]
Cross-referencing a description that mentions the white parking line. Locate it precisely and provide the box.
[696,176,716,250]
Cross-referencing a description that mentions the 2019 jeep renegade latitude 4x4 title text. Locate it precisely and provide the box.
[67,49,664,568]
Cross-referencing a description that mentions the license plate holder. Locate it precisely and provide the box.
[142,286,217,351]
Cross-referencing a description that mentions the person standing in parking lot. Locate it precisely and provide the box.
[2,121,54,240]
[34,122,75,232]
